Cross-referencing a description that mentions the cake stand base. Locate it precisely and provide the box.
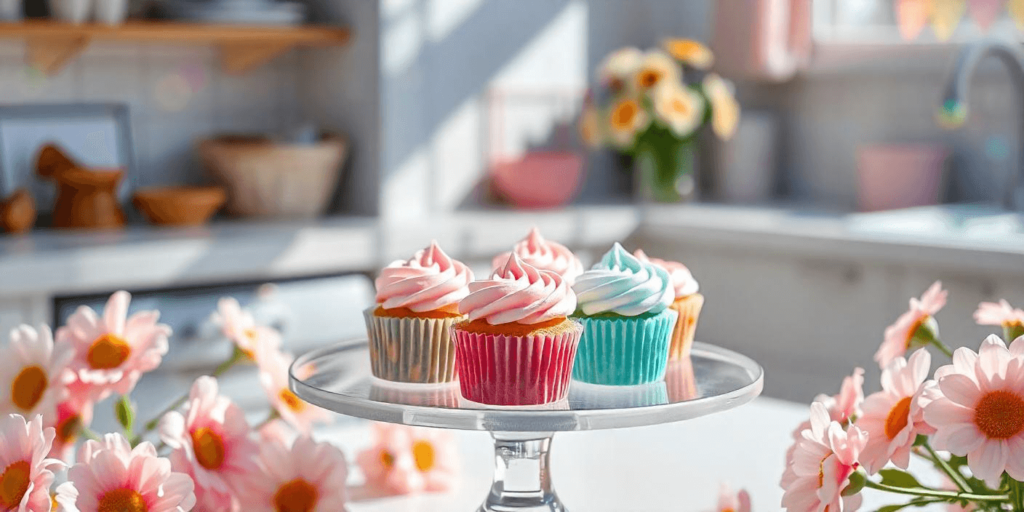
[480,432,566,512]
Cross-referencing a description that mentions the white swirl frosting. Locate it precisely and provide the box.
[375,241,474,312]
[633,249,699,297]
[492,228,584,284]
[460,254,577,325]
[573,243,674,316]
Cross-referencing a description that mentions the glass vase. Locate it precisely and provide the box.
[634,137,697,203]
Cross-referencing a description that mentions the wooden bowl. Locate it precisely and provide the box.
[133,186,226,227]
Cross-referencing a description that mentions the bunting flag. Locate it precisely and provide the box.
[931,0,967,40]
[1011,0,1024,28]
[967,0,1004,29]
[897,0,933,40]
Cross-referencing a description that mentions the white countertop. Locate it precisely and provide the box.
[315,397,943,512]
[3,202,1023,297]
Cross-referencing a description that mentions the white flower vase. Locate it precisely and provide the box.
[49,0,92,23]
[94,0,128,24]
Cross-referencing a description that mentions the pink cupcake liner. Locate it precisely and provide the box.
[452,323,582,406]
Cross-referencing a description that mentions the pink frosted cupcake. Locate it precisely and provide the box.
[366,242,474,383]
[493,227,584,284]
[452,254,582,406]
[635,249,703,359]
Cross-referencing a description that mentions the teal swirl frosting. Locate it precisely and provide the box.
[573,243,674,316]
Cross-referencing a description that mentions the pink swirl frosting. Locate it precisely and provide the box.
[634,249,699,297]
[492,228,584,284]
[375,242,474,312]
[460,254,577,325]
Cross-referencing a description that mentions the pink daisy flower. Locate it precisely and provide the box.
[212,297,281,362]
[0,414,63,511]
[239,435,348,512]
[259,349,331,434]
[789,368,865,442]
[0,325,74,424]
[974,299,1024,341]
[857,349,932,474]
[57,291,171,400]
[781,402,868,512]
[923,334,1024,487]
[875,281,947,368]
[716,483,751,512]
[160,376,258,504]
[56,434,195,512]
[357,423,459,495]
[46,396,95,462]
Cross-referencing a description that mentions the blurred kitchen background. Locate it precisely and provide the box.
[0,0,1021,434]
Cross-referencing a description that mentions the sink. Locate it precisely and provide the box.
[846,204,1024,241]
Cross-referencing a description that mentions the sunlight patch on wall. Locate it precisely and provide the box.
[426,0,484,42]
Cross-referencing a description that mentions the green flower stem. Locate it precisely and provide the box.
[254,409,281,431]
[932,338,954,359]
[141,348,247,433]
[1011,479,1024,512]
[78,425,101,442]
[924,442,971,493]
[864,480,1008,503]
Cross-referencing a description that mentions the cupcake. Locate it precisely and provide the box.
[452,254,582,406]
[492,227,584,284]
[635,249,703,359]
[365,241,473,384]
[572,243,677,386]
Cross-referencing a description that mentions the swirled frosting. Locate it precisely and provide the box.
[375,242,474,312]
[492,228,584,284]
[460,254,577,325]
[573,243,674,316]
[634,249,699,297]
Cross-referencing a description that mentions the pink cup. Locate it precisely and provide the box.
[857,144,948,212]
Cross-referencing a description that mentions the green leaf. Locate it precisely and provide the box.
[116,395,135,433]
[878,469,924,489]
[878,505,907,512]
[913,434,929,447]
[843,470,867,497]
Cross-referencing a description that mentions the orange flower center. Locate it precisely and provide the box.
[611,100,639,129]
[380,450,394,469]
[51,494,58,510]
[413,440,435,472]
[279,389,306,412]
[638,69,662,89]
[670,97,691,116]
[56,414,81,443]
[974,390,1024,440]
[273,479,318,512]
[192,427,226,470]
[97,488,147,512]
[0,461,30,508]
[885,396,913,440]
[11,365,47,411]
[87,333,131,370]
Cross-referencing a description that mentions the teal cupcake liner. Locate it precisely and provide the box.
[571,310,678,386]
[363,307,462,384]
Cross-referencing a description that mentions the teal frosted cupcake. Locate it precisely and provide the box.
[571,243,677,385]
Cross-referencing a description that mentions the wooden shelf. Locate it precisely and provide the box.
[0,20,351,74]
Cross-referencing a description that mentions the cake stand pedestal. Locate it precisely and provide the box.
[290,340,764,512]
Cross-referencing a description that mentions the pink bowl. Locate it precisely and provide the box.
[489,152,583,209]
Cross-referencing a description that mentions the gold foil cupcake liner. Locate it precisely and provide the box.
[668,294,704,360]
[363,308,462,384]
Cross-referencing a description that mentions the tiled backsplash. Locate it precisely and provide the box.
[0,41,303,188]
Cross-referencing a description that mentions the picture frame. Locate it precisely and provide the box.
[0,103,135,209]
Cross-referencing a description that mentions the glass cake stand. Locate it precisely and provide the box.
[290,340,764,512]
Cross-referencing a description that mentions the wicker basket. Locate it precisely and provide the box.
[199,135,347,219]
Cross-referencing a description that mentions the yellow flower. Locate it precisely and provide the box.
[578,104,603,149]
[652,84,705,138]
[703,73,741,140]
[633,50,680,93]
[599,47,643,93]
[607,96,650,149]
[663,38,714,70]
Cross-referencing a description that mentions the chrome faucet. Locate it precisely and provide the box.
[938,37,1024,210]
